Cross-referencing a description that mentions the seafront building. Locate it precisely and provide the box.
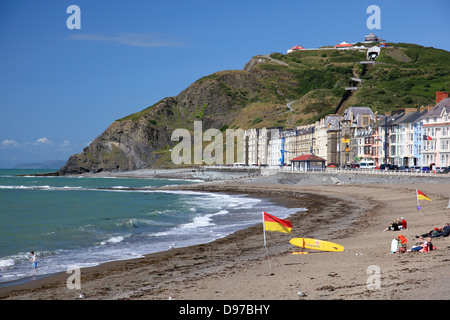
[421,94,450,167]
[241,92,450,170]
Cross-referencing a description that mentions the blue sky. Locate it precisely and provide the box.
[0,0,449,168]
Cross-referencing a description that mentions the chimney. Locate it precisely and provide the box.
[436,91,449,104]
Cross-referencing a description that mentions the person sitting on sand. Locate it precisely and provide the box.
[384,220,400,231]
[419,237,433,253]
[409,236,427,252]
[396,234,407,253]
[400,217,407,230]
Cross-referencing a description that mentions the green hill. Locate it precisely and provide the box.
[60,43,450,173]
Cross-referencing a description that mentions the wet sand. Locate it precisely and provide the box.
[1,178,449,300]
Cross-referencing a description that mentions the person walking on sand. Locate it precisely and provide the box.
[29,251,38,272]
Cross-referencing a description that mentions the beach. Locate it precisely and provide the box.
[0,170,449,300]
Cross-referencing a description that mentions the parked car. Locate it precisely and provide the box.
[434,167,445,173]
[397,166,410,171]
[412,166,422,172]
[444,166,450,174]
[359,160,376,169]
[422,167,430,172]
[350,163,360,169]
[327,163,337,168]
[379,164,395,170]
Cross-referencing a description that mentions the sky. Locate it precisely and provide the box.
[0,0,449,168]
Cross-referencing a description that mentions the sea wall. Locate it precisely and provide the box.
[106,166,450,185]
[274,171,450,186]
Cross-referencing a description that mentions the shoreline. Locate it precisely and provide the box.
[1,171,449,300]
[0,189,306,291]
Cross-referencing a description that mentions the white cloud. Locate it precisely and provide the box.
[62,140,71,147]
[1,139,19,146]
[35,137,53,145]
[69,33,185,48]
[1,138,73,148]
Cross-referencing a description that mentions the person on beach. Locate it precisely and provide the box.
[409,237,434,253]
[419,237,433,253]
[400,217,407,230]
[442,223,450,237]
[390,238,399,254]
[416,227,441,238]
[396,234,407,253]
[29,251,37,271]
[408,236,425,252]
[430,223,450,238]
[383,220,400,231]
[416,223,450,238]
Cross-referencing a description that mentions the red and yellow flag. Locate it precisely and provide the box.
[417,190,432,201]
[263,212,292,234]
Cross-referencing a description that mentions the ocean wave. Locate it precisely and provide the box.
[0,185,85,191]
[100,236,126,246]
[0,259,15,268]
[116,218,139,228]
[179,216,213,229]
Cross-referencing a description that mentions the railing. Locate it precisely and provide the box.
[304,168,447,176]
[277,166,448,176]
[199,165,449,177]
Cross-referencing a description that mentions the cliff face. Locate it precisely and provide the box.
[60,119,172,174]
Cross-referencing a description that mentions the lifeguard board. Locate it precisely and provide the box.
[290,238,344,252]
[292,251,309,255]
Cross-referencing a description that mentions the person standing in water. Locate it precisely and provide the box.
[29,251,38,271]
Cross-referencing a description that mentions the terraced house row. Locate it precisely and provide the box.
[243,92,450,169]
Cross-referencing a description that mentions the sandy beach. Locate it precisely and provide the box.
[1,170,449,301]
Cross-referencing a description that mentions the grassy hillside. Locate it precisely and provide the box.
[346,43,450,112]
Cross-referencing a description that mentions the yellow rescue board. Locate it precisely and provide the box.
[290,238,344,252]
[292,251,309,255]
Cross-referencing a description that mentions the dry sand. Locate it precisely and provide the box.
[1,178,449,301]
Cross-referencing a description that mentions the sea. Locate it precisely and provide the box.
[0,169,304,286]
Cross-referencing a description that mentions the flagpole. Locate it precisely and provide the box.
[416,190,424,216]
[262,212,272,268]
[262,211,267,247]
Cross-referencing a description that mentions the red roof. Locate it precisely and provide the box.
[290,45,305,50]
[291,154,326,162]
[335,41,353,48]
